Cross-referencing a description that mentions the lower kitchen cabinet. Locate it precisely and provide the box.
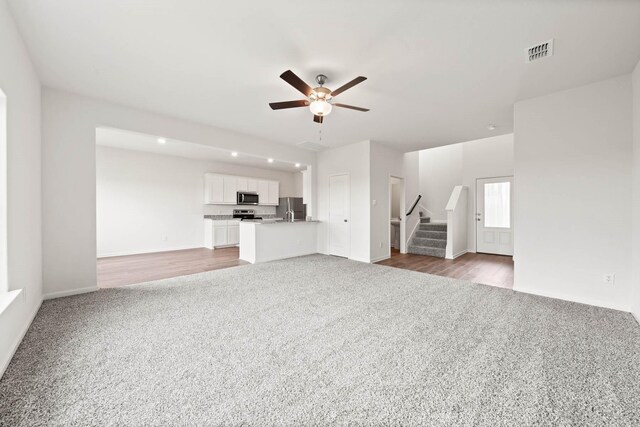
[213,225,228,247]
[227,224,240,245]
[205,219,240,248]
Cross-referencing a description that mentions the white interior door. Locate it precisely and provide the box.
[329,174,350,258]
[476,177,513,256]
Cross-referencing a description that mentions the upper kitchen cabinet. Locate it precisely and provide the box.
[268,181,279,205]
[257,180,269,204]
[204,173,279,205]
[204,173,224,204]
[257,180,279,206]
[222,176,237,204]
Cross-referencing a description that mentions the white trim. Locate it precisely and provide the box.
[97,245,204,259]
[514,286,628,312]
[370,255,389,263]
[0,289,21,315]
[348,256,370,263]
[43,286,98,300]
[632,310,640,327]
[451,249,468,259]
[0,296,41,379]
[328,172,351,259]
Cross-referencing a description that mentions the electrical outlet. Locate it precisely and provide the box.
[379,241,383,248]
[162,235,168,242]
[603,273,615,285]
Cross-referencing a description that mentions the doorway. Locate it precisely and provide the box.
[329,174,350,257]
[476,176,513,256]
[389,176,406,255]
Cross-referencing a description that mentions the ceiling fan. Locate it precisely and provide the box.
[269,70,369,123]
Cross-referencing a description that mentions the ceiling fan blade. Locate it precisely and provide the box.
[313,115,323,124]
[333,103,370,112]
[331,76,367,97]
[280,70,313,97]
[269,100,309,110]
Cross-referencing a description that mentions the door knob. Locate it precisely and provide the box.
[344,219,348,222]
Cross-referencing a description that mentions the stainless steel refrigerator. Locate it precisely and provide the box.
[276,197,307,221]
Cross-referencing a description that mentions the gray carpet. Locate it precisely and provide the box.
[1,255,639,426]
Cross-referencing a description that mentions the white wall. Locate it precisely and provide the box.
[514,75,633,311]
[419,144,463,221]
[403,151,421,250]
[369,141,404,262]
[417,134,514,252]
[316,140,370,263]
[96,146,299,257]
[632,60,640,321]
[0,0,43,376]
[42,88,316,298]
[460,135,514,252]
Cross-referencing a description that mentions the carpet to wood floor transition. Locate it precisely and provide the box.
[1,254,639,426]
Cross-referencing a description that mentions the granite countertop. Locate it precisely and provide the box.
[204,214,277,220]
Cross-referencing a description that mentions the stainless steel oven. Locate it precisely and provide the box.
[237,191,259,205]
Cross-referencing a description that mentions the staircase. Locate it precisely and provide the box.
[408,217,447,258]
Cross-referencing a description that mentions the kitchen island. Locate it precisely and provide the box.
[239,220,319,264]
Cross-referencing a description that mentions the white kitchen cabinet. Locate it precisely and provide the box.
[257,180,269,203]
[213,224,228,247]
[204,173,279,206]
[228,224,240,245]
[223,176,237,204]
[236,178,248,192]
[204,173,224,204]
[268,181,279,205]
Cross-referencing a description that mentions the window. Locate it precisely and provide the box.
[484,181,510,228]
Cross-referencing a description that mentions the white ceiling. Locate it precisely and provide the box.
[8,0,640,152]
[96,127,306,172]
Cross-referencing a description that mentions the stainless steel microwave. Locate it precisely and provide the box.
[237,191,259,205]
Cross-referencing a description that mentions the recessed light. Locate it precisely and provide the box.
[267,158,274,163]
[295,163,301,168]
[231,152,238,157]
[487,124,497,131]
[157,138,167,144]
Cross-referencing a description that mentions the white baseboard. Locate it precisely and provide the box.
[349,256,371,263]
[97,245,203,258]
[452,250,467,259]
[43,286,98,300]
[513,286,627,312]
[370,255,389,263]
[632,310,640,327]
[0,297,42,379]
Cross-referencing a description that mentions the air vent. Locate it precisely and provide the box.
[297,141,326,151]
[526,39,554,63]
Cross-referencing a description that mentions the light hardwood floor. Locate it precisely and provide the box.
[98,247,513,290]
[376,249,514,289]
[97,247,247,288]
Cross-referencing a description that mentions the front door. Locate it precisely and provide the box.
[329,174,350,257]
[476,177,513,256]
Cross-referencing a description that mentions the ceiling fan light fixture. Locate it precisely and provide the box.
[309,99,332,116]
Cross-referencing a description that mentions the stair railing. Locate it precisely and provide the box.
[406,195,422,216]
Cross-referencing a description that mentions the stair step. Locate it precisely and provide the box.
[408,245,446,258]
[419,222,447,231]
[411,237,446,248]
[419,217,431,223]
[415,230,447,240]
